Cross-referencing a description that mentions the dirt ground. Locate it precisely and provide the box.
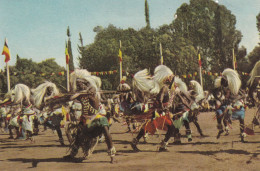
[0,108,259,171]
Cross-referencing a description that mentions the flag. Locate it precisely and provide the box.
[198,53,202,67]
[2,38,10,63]
[118,48,122,62]
[65,46,70,64]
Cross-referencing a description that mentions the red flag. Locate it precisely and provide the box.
[2,38,10,63]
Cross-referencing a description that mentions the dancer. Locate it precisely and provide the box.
[213,68,246,142]
[64,69,116,162]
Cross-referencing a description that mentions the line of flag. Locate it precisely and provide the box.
[0,68,250,78]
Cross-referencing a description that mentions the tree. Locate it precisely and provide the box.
[79,32,83,47]
[257,12,260,33]
[247,46,260,69]
[67,26,75,71]
[78,32,86,68]
[77,0,246,91]
[2,57,67,92]
[145,0,150,28]
[246,13,260,70]
[172,0,242,72]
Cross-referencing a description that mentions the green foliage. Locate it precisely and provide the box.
[257,12,260,33]
[172,0,243,73]
[145,0,150,28]
[67,26,71,37]
[77,0,253,91]
[247,46,260,69]
[67,26,75,71]
[0,57,66,93]
[2,0,256,94]
[79,32,83,46]
[67,39,75,71]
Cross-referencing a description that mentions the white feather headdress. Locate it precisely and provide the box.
[132,69,155,94]
[70,69,102,99]
[153,65,173,88]
[70,69,91,92]
[248,60,260,86]
[5,84,31,105]
[190,80,204,102]
[31,81,60,109]
[215,68,241,95]
[174,76,188,93]
[214,76,222,89]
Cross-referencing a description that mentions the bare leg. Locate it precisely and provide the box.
[103,126,116,163]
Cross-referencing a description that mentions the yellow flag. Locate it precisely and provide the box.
[118,48,122,62]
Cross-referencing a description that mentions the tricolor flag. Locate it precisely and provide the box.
[198,53,202,67]
[65,46,70,64]
[118,48,122,62]
[2,38,10,63]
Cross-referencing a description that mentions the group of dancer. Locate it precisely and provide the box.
[0,60,259,163]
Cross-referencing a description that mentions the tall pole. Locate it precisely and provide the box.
[66,63,70,92]
[232,48,236,70]
[199,65,203,89]
[65,42,70,92]
[198,53,203,89]
[119,40,122,82]
[160,42,163,65]
[6,62,10,91]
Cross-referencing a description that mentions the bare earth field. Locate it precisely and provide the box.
[0,108,259,171]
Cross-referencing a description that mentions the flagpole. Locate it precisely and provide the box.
[119,40,122,82]
[6,62,10,92]
[199,65,203,89]
[232,48,236,70]
[2,38,11,92]
[198,53,203,89]
[66,64,70,92]
[160,42,163,65]
[65,42,70,92]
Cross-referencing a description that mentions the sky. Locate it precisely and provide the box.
[0,0,259,70]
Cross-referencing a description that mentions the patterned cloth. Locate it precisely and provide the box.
[231,100,245,120]
[173,111,189,129]
[80,96,98,116]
